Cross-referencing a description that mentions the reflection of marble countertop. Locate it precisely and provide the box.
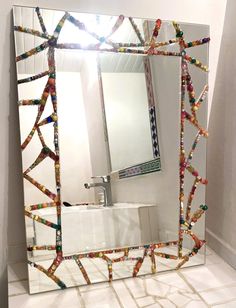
[32,202,160,256]
[33,203,159,215]
[109,203,158,209]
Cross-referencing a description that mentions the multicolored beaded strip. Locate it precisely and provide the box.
[28,260,66,289]
[23,173,57,200]
[128,17,145,44]
[25,202,57,212]
[16,41,49,62]
[18,70,50,84]
[27,245,56,251]
[61,241,179,284]
[25,210,59,230]
[35,6,48,35]
[172,21,209,259]
[14,7,210,289]
[14,26,50,39]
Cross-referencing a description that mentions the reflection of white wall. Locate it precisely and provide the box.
[80,53,110,188]
[57,72,94,204]
[18,72,94,205]
[102,73,153,171]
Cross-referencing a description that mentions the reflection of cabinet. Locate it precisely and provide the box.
[32,203,159,257]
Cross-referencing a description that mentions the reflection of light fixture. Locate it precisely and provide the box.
[59,14,116,49]
[60,25,96,47]
[61,14,115,49]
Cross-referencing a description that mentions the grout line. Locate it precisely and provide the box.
[212,298,236,306]
[75,287,86,308]
[193,281,236,294]
[177,270,211,307]
[142,301,156,308]
[123,278,146,301]
[111,283,125,308]
[79,284,111,293]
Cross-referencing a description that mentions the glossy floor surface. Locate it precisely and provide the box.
[8,247,236,307]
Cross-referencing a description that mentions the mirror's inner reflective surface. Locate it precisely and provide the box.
[13,5,209,294]
[99,53,159,172]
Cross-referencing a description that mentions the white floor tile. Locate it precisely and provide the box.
[185,300,208,307]
[167,293,192,306]
[79,281,109,293]
[181,262,236,292]
[80,287,121,308]
[112,280,138,308]
[179,292,200,300]
[206,253,224,265]
[156,299,175,307]
[136,296,155,307]
[213,300,236,307]
[145,303,161,308]
[145,278,170,297]
[124,278,146,298]
[200,284,236,305]
[9,288,83,308]
[154,272,192,292]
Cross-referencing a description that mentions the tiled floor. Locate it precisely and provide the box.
[8,247,236,307]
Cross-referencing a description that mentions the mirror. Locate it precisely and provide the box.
[99,53,161,174]
[13,5,209,294]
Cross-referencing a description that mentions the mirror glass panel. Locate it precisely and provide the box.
[13,5,209,294]
[99,53,159,172]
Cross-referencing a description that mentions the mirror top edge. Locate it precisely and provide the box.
[12,4,210,28]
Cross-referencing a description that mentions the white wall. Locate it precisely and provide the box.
[206,0,236,269]
[0,0,227,306]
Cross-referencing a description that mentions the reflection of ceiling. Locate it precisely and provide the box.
[99,53,144,73]
[14,6,147,74]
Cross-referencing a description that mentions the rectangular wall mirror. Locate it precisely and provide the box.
[13,5,209,294]
[98,52,161,175]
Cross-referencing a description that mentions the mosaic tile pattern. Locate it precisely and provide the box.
[9,248,236,307]
[143,57,161,159]
[149,106,160,158]
[13,6,210,291]
[118,157,161,179]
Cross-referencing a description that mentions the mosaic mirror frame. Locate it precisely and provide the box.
[13,5,210,293]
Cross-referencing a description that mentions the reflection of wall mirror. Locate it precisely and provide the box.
[98,53,161,176]
[13,5,210,294]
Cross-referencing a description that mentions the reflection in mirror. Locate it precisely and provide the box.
[99,53,160,173]
[13,5,209,294]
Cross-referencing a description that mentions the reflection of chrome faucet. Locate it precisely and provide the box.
[84,175,113,207]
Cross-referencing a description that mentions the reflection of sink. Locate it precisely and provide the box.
[32,203,159,256]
